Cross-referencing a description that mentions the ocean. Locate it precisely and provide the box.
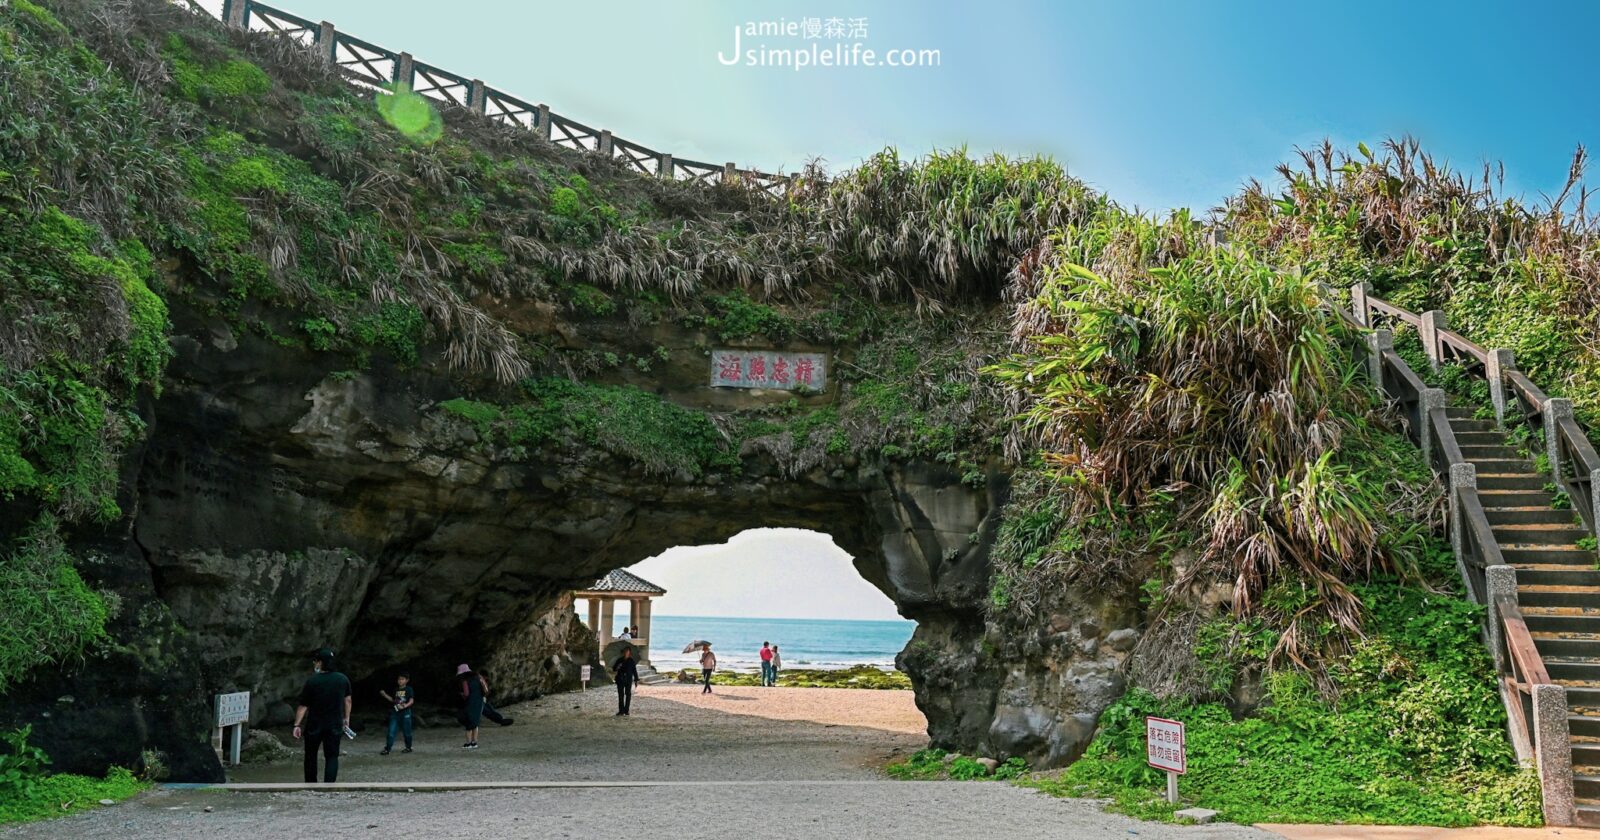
[628,615,916,672]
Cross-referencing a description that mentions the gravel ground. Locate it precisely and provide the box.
[4,783,1279,840]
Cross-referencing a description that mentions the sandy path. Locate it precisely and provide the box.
[226,682,927,784]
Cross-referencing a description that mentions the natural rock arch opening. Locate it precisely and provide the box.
[127,308,1008,777]
[573,528,916,676]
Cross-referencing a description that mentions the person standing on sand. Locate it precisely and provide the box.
[699,643,717,694]
[456,663,487,749]
[771,645,782,685]
[614,647,640,716]
[292,648,351,783]
[759,641,774,687]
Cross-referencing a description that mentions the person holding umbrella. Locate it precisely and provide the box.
[698,642,717,694]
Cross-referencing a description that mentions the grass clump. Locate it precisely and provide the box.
[0,727,146,826]
[1031,581,1540,827]
[0,519,109,693]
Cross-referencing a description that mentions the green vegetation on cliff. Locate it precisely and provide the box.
[2,0,1595,827]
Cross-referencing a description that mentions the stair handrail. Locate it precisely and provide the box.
[1352,282,1600,546]
[1352,283,1576,825]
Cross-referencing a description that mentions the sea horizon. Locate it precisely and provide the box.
[618,614,915,672]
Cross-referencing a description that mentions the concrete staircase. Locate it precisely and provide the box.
[1446,406,1600,825]
[635,664,671,686]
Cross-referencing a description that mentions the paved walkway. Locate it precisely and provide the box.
[5,683,1593,839]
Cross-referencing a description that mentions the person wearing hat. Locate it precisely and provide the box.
[292,647,352,783]
[456,663,486,749]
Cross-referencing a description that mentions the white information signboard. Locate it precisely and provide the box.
[709,349,827,391]
[214,691,250,766]
[1146,715,1185,803]
[581,665,591,691]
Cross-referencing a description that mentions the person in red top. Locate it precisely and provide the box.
[759,641,775,687]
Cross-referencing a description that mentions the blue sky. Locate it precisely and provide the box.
[236,0,1600,212]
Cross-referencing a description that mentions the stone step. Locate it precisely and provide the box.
[1448,418,1496,433]
[1516,566,1600,587]
[1494,524,1591,545]
[1480,488,1558,504]
[1525,609,1600,636]
[1504,547,1596,566]
[1461,445,1527,461]
[1445,406,1480,419]
[1545,659,1600,682]
[1573,741,1600,770]
[1561,684,1600,709]
[1520,585,1600,608]
[1455,430,1511,446]
[1578,804,1600,828]
[1468,458,1537,473]
[1573,716,1600,741]
[1488,508,1582,526]
[1479,474,1555,491]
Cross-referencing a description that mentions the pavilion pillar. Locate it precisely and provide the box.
[599,598,615,647]
[586,598,601,644]
[638,599,653,663]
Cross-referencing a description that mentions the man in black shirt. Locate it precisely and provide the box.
[293,648,352,783]
[613,646,640,716]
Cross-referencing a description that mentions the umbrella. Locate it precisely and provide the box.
[681,640,713,654]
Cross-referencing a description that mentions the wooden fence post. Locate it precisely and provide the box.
[394,52,414,88]
[598,130,613,157]
[468,80,487,114]
[536,104,551,139]
[1367,329,1392,387]
[1545,398,1574,482]
[658,153,674,179]
[1533,682,1576,826]
[1350,281,1371,328]
[316,22,336,62]
[1420,310,1447,372]
[1486,349,1514,429]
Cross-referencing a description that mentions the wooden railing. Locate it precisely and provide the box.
[1352,283,1577,825]
[199,0,794,195]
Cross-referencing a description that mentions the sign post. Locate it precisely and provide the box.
[214,691,250,766]
[581,665,591,691]
[1145,716,1186,804]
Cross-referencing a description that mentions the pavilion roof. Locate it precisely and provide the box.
[579,568,666,596]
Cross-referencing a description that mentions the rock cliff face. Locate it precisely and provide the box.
[9,269,1137,781]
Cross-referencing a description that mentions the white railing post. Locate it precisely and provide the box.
[223,0,247,28]
[1545,398,1574,482]
[1367,329,1393,387]
[316,21,336,62]
[393,51,414,88]
[1533,682,1576,826]
[1486,349,1514,430]
[1420,387,1446,459]
[1420,310,1447,372]
[1350,281,1371,328]
[1484,562,1514,671]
